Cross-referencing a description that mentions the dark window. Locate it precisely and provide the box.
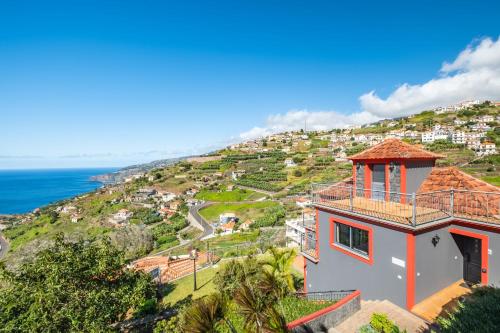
[337,223,351,248]
[335,222,369,256]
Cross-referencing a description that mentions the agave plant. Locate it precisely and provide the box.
[234,281,270,333]
[181,293,236,333]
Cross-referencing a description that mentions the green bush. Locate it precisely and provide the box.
[438,286,500,333]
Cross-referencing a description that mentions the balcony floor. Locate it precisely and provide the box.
[316,197,447,225]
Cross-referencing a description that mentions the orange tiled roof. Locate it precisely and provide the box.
[349,138,444,160]
[418,167,500,193]
[418,167,500,219]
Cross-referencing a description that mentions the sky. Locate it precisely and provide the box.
[1,0,500,169]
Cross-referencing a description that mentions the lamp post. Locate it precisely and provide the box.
[190,248,198,291]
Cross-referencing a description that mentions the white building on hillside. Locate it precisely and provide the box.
[450,131,466,145]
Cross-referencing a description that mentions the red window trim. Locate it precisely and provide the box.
[329,217,374,265]
[449,228,489,285]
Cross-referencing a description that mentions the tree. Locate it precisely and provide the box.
[262,247,296,297]
[0,234,156,332]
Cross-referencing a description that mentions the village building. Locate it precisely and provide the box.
[301,139,500,314]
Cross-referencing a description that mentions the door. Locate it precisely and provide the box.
[463,237,482,285]
[371,164,386,200]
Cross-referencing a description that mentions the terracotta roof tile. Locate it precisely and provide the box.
[349,138,444,160]
[418,167,500,219]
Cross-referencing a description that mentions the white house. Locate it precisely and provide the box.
[109,209,133,226]
[421,132,434,143]
[450,131,466,145]
[473,142,497,156]
[285,217,315,248]
[284,158,297,168]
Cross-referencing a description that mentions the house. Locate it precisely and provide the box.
[473,141,497,156]
[302,138,500,313]
[221,221,236,233]
[450,131,466,144]
[70,214,81,223]
[219,212,237,224]
[295,196,312,208]
[284,158,297,168]
[239,219,253,231]
[286,216,315,248]
[109,209,133,225]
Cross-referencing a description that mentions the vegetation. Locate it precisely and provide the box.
[236,178,285,192]
[130,207,163,225]
[438,287,500,333]
[151,213,188,250]
[0,235,156,332]
[156,248,327,333]
[251,205,286,229]
[359,313,407,333]
[198,201,279,222]
[195,188,262,202]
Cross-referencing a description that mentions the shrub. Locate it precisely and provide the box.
[438,286,500,333]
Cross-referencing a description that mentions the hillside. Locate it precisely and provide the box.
[1,103,498,268]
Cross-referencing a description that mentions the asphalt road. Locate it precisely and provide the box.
[188,203,214,239]
[0,234,9,259]
[149,203,214,256]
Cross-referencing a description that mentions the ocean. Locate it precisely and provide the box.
[0,168,118,215]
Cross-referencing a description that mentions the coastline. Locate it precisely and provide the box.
[0,168,118,215]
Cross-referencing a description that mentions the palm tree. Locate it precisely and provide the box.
[181,293,236,333]
[262,247,296,295]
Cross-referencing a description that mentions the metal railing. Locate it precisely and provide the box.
[300,227,319,260]
[311,183,500,227]
[294,289,356,302]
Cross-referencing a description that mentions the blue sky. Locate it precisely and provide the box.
[1,0,500,169]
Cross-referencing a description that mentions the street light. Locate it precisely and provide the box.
[190,248,198,291]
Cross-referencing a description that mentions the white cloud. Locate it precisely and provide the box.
[240,110,378,140]
[240,36,500,140]
[360,36,500,118]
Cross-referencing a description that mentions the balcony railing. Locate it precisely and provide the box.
[311,183,500,227]
[300,227,319,261]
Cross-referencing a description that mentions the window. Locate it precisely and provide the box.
[335,222,370,256]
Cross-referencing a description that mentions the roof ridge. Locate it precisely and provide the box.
[349,138,444,160]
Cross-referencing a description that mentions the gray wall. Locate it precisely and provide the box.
[415,227,462,304]
[306,209,408,308]
[405,161,433,194]
[415,223,500,304]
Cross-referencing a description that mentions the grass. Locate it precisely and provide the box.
[280,296,336,322]
[162,265,220,307]
[205,230,260,248]
[198,201,279,222]
[180,227,203,240]
[195,188,264,202]
[481,175,500,186]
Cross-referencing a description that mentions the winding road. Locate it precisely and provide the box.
[0,234,9,260]
[150,202,214,256]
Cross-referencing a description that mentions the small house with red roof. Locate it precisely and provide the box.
[302,139,500,313]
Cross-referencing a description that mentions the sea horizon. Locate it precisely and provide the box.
[0,167,119,215]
